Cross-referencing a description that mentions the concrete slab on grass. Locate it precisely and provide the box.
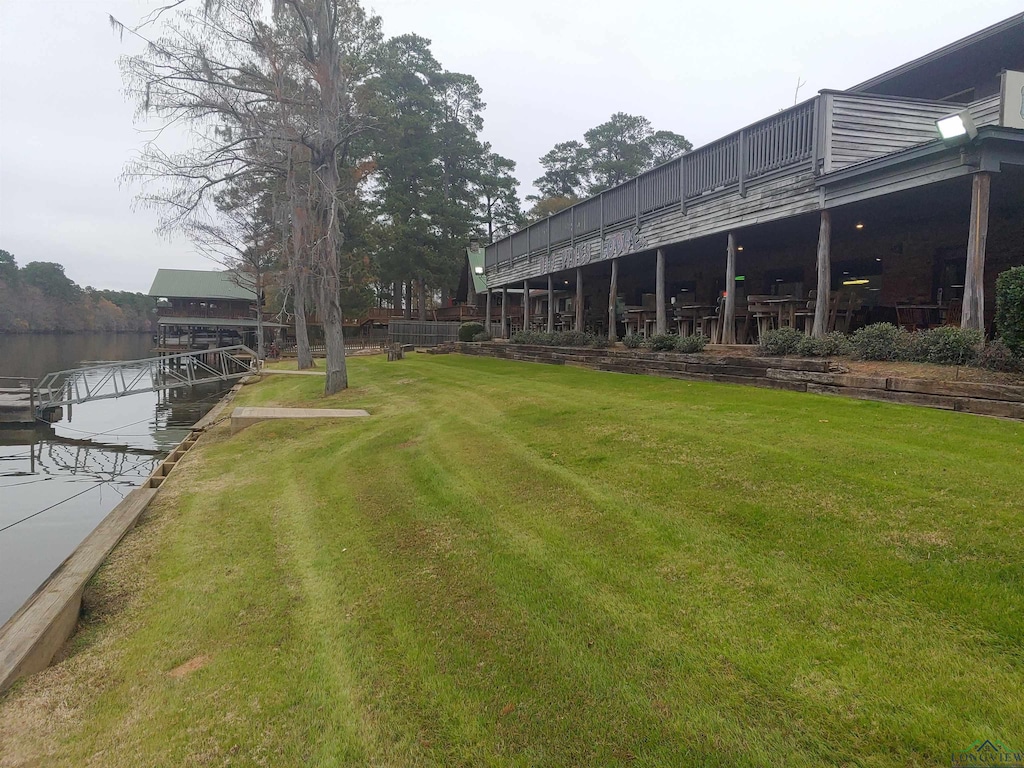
[231,406,370,434]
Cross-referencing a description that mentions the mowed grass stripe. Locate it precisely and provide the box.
[2,353,1021,767]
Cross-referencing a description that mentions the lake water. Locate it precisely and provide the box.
[0,333,228,626]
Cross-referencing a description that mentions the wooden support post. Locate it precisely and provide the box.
[655,248,667,335]
[523,280,529,332]
[575,268,584,332]
[962,171,991,332]
[812,210,832,338]
[501,286,508,339]
[547,275,555,333]
[484,290,492,336]
[608,258,619,342]
[722,234,737,344]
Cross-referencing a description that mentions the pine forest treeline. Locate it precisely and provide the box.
[0,251,154,334]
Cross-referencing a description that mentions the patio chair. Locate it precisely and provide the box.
[794,290,817,334]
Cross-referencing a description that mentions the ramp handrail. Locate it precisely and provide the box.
[34,345,258,415]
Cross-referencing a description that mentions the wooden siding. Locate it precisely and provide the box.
[643,168,820,246]
[824,91,1004,172]
[971,93,1001,127]
[487,167,820,287]
[822,153,974,209]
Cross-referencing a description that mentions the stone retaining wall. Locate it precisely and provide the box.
[451,343,1024,421]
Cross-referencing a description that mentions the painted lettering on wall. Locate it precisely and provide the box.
[545,226,648,273]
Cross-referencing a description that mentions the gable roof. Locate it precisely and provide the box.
[148,269,256,301]
[850,13,1024,98]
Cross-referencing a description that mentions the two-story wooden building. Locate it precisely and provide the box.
[148,268,286,350]
[482,14,1024,343]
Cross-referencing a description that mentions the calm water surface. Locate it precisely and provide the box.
[0,333,227,625]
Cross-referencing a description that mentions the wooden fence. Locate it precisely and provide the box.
[388,320,462,347]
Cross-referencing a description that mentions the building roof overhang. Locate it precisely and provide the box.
[850,13,1024,98]
[816,127,1024,188]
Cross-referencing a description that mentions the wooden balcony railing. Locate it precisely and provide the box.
[484,88,1005,275]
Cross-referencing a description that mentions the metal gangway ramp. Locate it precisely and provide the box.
[34,345,258,416]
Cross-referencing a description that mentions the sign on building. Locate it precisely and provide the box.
[1001,70,1024,130]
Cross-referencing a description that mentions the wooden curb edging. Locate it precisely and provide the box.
[0,381,245,695]
[451,343,1024,421]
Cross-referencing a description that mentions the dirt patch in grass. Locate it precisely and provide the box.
[167,655,210,678]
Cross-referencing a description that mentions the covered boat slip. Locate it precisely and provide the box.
[483,14,1024,342]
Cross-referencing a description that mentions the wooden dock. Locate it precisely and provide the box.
[0,387,61,425]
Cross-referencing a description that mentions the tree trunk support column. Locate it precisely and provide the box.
[608,258,619,342]
[547,275,555,333]
[656,248,667,335]
[523,280,529,332]
[962,171,991,332]
[501,287,508,338]
[722,236,737,344]
[484,290,492,336]
[812,210,832,338]
[575,268,584,332]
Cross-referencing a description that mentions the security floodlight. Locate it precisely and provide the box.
[936,110,978,141]
[474,266,484,275]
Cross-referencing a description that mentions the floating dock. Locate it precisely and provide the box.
[0,387,62,425]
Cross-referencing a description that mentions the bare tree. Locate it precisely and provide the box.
[189,183,283,359]
[118,0,381,393]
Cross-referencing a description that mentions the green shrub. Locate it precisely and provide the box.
[915,326,982,365]
[552,331,589,347]
[995,266,1024,357]
[851,323,907,361]
[795,331,853,358]
[459,322,485,342]
[509,330,605,348]
[674,334,708,353]
[759,327,804,356]
[645,333,678,352]
[588,333,612,349]
[623,333,645,349]
[977,340,1023,373]
[510,330,546,345]
[472,331,492,342]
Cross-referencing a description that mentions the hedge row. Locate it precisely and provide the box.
[622,333,708,353]
[758,323,1020,371]
[508,330,611,348]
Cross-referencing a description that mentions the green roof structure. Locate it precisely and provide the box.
[467,246,487,294]
[148,269,256,301]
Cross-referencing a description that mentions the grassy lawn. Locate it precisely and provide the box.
[2,353,1023,767]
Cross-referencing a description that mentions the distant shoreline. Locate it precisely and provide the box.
[0,329,154,336]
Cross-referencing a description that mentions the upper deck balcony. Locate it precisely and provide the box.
[484,89,1007,288]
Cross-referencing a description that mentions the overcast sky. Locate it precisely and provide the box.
[1,0,1021,292]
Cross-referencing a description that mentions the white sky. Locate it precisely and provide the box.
[0,0,1020,292]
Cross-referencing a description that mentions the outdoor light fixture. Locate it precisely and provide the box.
[737,246,744,252]
[843,278,870,286]
[936,110,978,141]
[855,222,865,230]
[474,266,484,275]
